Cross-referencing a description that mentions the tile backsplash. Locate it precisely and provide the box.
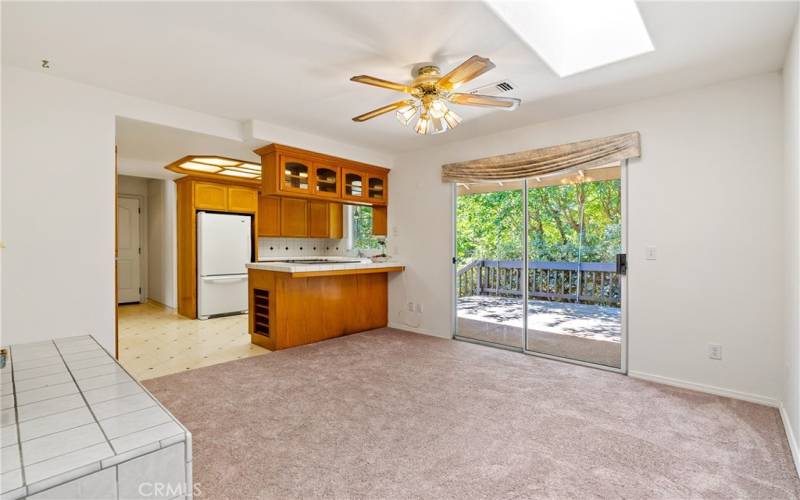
[257,237,350,259]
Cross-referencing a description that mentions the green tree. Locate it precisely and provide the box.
[456,179,620,266]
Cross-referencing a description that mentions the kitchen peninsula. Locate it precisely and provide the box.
[246,258,404,350]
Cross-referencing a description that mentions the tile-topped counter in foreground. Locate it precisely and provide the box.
[0,336,192,499]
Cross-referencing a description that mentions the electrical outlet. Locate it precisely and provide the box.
[708,344,722,360]
[407,301,414,312]
[415,303,423,313]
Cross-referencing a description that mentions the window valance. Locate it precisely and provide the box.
[441,132,640,183]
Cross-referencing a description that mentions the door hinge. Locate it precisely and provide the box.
[138,247,141,255]
[138,287,142,294]
[452,257,456,265]
[138,207,141,214]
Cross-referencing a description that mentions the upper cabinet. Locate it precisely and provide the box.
[257,144,388,206]
[312,163,340,198]
[367,174,387,204]
[281,156,312,194]
[194,182,258,213]
[341,168,366,203]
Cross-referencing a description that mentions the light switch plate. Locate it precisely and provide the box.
[646,246,657,260]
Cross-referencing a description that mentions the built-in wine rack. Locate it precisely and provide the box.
[253,289,270,337]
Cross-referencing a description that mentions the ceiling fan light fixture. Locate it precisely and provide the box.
[429,116,448,134]
[429,99,448,119]
[443,109,462,129]
[350,55,520,136]
[415,113,431,135]
[396,104,418,126]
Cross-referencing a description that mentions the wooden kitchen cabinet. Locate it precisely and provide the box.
[280,156,312,195]
[257,144,389,206]
[228,186,258,213]
[341,168,366,202]
[312,163,340,198]
[308,200,343,239]
[194,182,227,210]
[367,174,387,204]
[280,198,308,237]
[257,196,281,237]
[193,181,258,213]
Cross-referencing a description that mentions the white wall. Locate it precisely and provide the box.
[783,15,800,464]
[1,65,388,352]
[147,179,177,308]
[388,72,785,404]
[1,67,246,352]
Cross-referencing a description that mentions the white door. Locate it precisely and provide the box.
[117,197,141,303]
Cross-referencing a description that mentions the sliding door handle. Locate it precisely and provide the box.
[616,253,627,275]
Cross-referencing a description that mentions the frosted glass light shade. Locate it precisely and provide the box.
[396,105,418,125]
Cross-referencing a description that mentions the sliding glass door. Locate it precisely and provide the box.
[454,165,626,371]
[455,181,524,348]
[525,172,623,368]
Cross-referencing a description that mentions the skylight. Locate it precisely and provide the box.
[485,0,654,77]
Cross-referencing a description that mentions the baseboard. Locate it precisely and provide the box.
[387,322,444,338]
[628,370,779,407]
[780,402,800,477]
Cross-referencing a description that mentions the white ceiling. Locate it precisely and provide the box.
[3,1,798,155]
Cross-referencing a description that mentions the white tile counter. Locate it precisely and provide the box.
[0,336,192,499]
[247,256,403,274]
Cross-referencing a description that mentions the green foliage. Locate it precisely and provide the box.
[352,205,382,250]
[456,179,621,266]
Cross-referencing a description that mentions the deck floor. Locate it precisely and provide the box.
[457,295,621,368]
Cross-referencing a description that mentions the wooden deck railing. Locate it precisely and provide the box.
[457,259,620,306]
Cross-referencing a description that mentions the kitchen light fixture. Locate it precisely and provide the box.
[351,55,520,135]
[165,155,262,183]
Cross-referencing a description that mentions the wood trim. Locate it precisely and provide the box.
[289,266,404,278]
[114,145,119,359]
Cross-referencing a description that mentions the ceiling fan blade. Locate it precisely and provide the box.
[436,55,496,91]
[350,75,414,94]
[449,93,520,111]
[352,100,410,122]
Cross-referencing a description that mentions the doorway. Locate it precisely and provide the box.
[454,164,626,372]
[117,195,142,304]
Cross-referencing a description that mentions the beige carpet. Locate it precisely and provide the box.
[144,328,799,499]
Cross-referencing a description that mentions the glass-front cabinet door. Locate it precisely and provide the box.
[342,168,366,201]
[312,163,340,198]
[280,156,311,194]
[367,175,386,203]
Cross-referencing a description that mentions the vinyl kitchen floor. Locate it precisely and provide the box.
[118,301,269,380]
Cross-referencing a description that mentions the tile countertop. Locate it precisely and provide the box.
[248,256,403,274]
[0,336,191,499]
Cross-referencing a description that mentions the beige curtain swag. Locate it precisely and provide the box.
[441,132,640,183]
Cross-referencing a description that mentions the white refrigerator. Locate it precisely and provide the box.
[197,212,252,320]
